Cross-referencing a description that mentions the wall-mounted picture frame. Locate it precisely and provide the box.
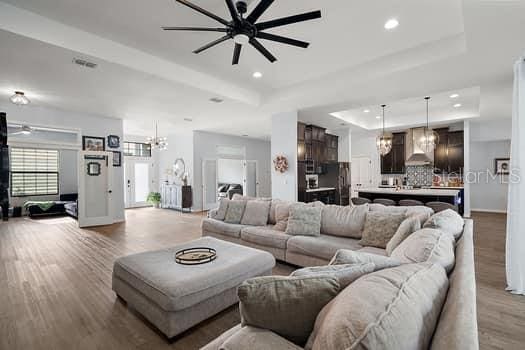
[107,135,120,149]
[83,136,105,151]
[112,151,122,167]
[495,158,510,175]
[87,162,101,176]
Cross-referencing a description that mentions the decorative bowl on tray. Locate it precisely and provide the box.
[175,247,217,265]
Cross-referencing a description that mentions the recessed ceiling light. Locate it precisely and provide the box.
[376,115,381,119]
[454,103,462,108]
[363,109,370,113]
[450,94,459,99]
[384,18,399,30]
[253,71,263,79]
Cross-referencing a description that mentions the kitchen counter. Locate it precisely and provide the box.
[306,187,336,193]
[358,187,460,197]
[430,186,464,190]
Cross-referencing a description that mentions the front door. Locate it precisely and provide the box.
[124,159,152,208]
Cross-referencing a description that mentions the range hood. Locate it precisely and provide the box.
[406,127,433,165]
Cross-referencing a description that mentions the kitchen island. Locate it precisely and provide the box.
[358,187,463,215]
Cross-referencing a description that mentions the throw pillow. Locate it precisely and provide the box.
[386,215,422,256]
[274,202,291,232]
[241,200,271,226]
[285,204,323,237]
[268,199,282,225]
[359,211,406,249]
[224,200,247,224]
[238,275,340,346]
[215,198,230,221]
[320,204,368,239]
[329,249,401,270]
[423,209,465,239]
[290,263,375,289]
[390,228,456,273]
[306,263,449,350]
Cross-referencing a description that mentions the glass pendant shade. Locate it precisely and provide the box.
[376,104,393,156]
[415,96,439,153]
[10,91,30,105]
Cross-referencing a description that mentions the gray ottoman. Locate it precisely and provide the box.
[112,237,275,339]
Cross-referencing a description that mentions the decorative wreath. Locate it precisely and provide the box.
[273,155,289,173]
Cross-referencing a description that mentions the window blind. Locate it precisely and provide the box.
[10,148,59,197]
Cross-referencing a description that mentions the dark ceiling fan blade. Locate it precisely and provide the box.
[256,10,321,31]
[247,0,275,24]
[162,26,228,32]
[193,35,231,54]
[175,0,230,26]
[256,32,309,48]
[249,38,277,63]
[225,0,241,24]
[232,43,242,65]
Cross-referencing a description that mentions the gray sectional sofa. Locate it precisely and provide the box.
[201,198,478,350]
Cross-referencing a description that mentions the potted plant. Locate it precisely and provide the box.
[147,192,162,208]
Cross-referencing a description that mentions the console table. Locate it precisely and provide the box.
[160,184,192,212]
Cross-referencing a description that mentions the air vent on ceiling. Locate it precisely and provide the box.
[73,58,98,69]
[209,97,224,103]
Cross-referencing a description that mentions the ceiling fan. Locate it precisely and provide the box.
[162,0,322,65]
[9,125,34,136]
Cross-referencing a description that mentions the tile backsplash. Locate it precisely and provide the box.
[406,165,433,187]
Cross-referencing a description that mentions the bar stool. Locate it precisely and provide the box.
[373,198,396,206]
[351,197,371,206]
[425,201,457,213]
[399,199,424,207]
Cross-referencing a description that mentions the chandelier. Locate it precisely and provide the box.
[146,123,168,151]
[416,96,439,153]
[376,104,393,156]
[10,91,30,106]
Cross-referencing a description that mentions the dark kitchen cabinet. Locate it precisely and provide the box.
[297,162,306,202]
[381,132,406,174]
[325,134,338,163]
[297,141,306,161]
[297,122,306,141]
[433,129,464,174]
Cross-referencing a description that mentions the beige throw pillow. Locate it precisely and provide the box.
[238,275,340,346]
[241,200,271,226]
[215,198,229,221]
[423,209,465,239]
[290,263,375,289]
[285,204,323,237]
[329,249,401,270]
[390,228,456,273]
[224,200,247,224]
[306,263,449,350]
[359,211,406,249]
[386,215,422,255]
[274,202,291,232]
[320,204,368,239]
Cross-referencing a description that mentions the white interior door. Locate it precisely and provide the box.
[78,151,114,227]
[202,159,218,210]
[124,159,152,208]
[351,157,372,198]
[244,160,259,197]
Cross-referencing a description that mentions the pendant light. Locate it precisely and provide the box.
[10,91,30,106]
[416,96,439,153]
[146,122,168,151]
[376,104,393,156]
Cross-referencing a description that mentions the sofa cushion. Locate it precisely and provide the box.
[241,226,292,249]
[424,209,465,239]
[274,202,291,232]
[224,200,247,224]
[359,211,406,249]
[202,218,249,238]
[358,246,387,256]
[215,198,230,221]
[307,263,449,350]
[287,235,362,261]
[220,326,302,350]
[238,275,340,346]
[369,204,434,225]
[391,228,456,273]
[241,200,271,226]
[386,215,422,256]
[285,204,322,237]
[269,199,283,225]
[290,263,375,289]
[329,249,400,270]
[321,204,368,239]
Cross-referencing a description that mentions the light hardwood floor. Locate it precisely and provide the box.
[0,209,523,349]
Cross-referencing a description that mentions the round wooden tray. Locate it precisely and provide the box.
[175,247,217,265]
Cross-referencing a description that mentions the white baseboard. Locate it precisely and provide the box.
[471,208,507,214]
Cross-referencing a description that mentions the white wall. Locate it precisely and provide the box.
[335,129,352,162]
[271,111,298,201]
[158,132,194,187]
[193,131,271,210]
[217,159,244,185]
[470,140,511,213]
[1,103,125,221]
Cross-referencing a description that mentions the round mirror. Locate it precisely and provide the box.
[173,158,186,178]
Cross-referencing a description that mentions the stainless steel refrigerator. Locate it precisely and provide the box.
[320,162,351,206]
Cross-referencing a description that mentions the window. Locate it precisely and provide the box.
[123,142,151,157]
[10,148,59,197]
